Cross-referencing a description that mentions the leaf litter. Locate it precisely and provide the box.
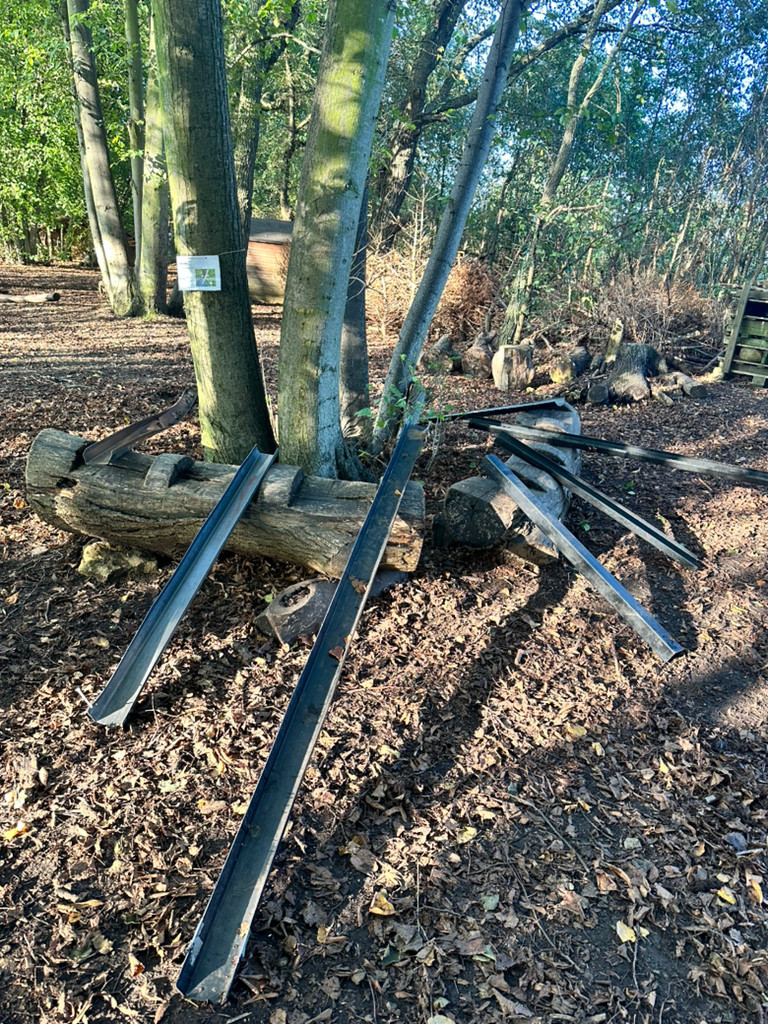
[0,266,767,1023]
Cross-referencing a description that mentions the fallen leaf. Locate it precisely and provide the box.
[745,872,763,904]
[93,932,113,955]
[369,891,396,916]
[2,821,28,842]
[328,646,345,661]
[455,826,477,844]
[717,886,737,905]
[564,723,587,740]
[616,920,636,943]
[127,953,145,978]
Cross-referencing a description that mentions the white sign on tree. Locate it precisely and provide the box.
[176,255,221,291]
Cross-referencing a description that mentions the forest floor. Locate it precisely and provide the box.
[1,264,768,1024]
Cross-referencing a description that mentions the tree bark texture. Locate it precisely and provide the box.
[26,430,425,578]
[340,188,371,443]
[442,405,581,563]
[64,0,136,316]
[277,0,396,478]
[154,0,275,462]
[491,345,534,390]
[373,0,527,448]
[137,16,169,314]
[550,345,591,384]
[123,0,145,259]
[608,342,665,401]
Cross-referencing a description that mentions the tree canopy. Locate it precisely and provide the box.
[2,0,767,470]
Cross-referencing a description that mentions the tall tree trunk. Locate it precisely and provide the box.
[154,0,275,462]
[63,0,136,316]
[124,0,144,264]
[370,0,468,250]
[340,185,371,444]
[277,0,396,479]
[373,0,528,449]
[229,1,300,247]
[137,15,169,314]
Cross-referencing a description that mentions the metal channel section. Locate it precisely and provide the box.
[473,420,768,486]
[82,386,198,465]
[437,397,569,422]
[484,455,684,664]
[475,422,701,569]
[88,446,278,728]
[176,414,427,1004]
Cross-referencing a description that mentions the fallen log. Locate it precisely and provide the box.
[442,404,581,564]
[26,429,425,577]
[0,291,60,303]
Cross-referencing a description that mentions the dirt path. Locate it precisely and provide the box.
[1,264,767,1024]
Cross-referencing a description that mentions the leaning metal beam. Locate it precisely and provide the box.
[483,455,684,664]
[82,386,198,465]
[475,423,701,569]
[436,397,569,422]
[87,446,277,728]
[176,414,427,1004]
[472,420,768,486]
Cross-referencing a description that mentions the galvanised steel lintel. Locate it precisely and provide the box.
[82,386,198,465]
[176,412,427,1004]
[475,421,701,569]
[88,446,278,728]
[471,419,768,486]
[484,455,684,664]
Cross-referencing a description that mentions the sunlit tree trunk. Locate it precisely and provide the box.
[63,0,136,316]
[277,0,396,478]
[137,15,169,314]
[154,0,275,461]
[124,0,144,261]
[373,0,527,449]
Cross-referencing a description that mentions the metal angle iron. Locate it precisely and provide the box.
[434,396,569,422]
[472,420,701,569]
[87,446,278,728]
[471,419,768,486]
[82,385,198,465]
[483,455,684,664]
[176,408,428,1004]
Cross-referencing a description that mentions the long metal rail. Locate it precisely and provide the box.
[88,446,278,728]
[82,386,198,465]
[484,455,684,664]
[176,412,427,1004]
[471,419,768,486]
[476,422,701,569]
[436,397,569,422]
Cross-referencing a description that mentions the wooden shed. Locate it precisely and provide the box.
[247,218,292,304]
[722,282,768,387]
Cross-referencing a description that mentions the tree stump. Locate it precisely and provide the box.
[461,331,495,379]
[26,429,425,578]
[442,405,581,563]
[417,333,462,373]
[608,342,666,402]
[549,344,591,384]
[492,345,534,390]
